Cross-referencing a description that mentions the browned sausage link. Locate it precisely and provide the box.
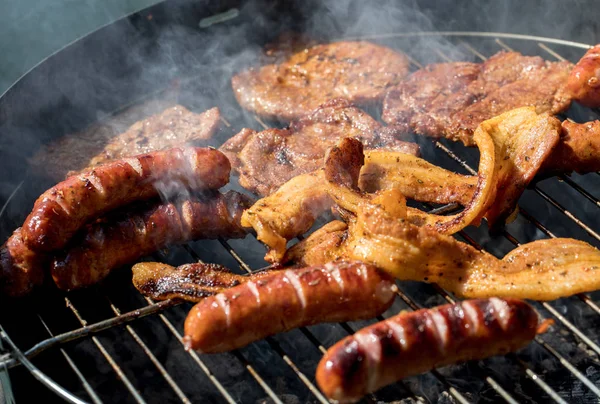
[22,147,231,252]
[316,298,538,403]
[566,44,600,107]
[183,261,397,353]
[50,191,250,291]
[0,228,46,297]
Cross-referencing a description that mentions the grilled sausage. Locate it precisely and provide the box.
[0,228,46,297]
[22,147,230,252]
[51,191,250,291]
[316,298,538,403]
[567,44,600,107]
[183,261,397,353]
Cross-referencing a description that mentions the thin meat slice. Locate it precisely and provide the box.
[132,262,272,302]
[30,105,221,179]
[382,51,572,145]
[232,41,410,121]
[220,99,419,196]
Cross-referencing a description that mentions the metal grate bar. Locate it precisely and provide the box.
[510,354,569,404]
[0,325,87,404]
[140,295,237,404]
[64,297,147,404]
[0,299,179,370]
[534,336,600,396]
[106,298,192,404]
[37,315,103,404]
[158,247,285,404]
[557,174,600,207]
[537,43,568,61]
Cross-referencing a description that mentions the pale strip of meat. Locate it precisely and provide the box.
[286,171,600,300]
[132,262,272,302]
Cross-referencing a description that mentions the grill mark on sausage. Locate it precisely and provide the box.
[329,267,345,292]
[247,281,261,305]
[124,157,144,177]
[490,297,510,330]
[430,309,450,351]
[284,270,307,309]
[215,294,231,327]
[354,331,381,393]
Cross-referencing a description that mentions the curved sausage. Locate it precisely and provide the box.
[183,261,397,353]
[22,147,230,252]
[316,298,538,403]
[50,191,250,291]
[566,44,600,107]
[0,228,46,297]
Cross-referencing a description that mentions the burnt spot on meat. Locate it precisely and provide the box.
[334,339,367,391]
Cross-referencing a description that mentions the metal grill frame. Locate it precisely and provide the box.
[0,31,599,403]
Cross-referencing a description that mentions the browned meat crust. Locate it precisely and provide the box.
[30,105,221,179]
[132,262,272,302]
[0,228,46,297]
[382,51,573,145]
[220,99,419,196]
[51,191,251,291]
[542,119,600,174]
[566,44,600,107]
[232,41,410,121]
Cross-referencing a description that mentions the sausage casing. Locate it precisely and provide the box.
[566,44,600,107]
[0,228,46,297]
[50,191,250,291]
[183,261,397,353]
[22,147,230,252]
[316,298,538,403]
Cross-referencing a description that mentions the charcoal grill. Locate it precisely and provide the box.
[0,1,600,402]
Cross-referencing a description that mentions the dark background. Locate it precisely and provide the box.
[2,0,598,96]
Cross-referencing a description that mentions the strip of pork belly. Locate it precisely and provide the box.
[132,262,273,302]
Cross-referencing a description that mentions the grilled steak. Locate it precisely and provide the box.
[382,51,573,145]
[30,104,221,179]
[220,99,419,196]
[232,41,410,121]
